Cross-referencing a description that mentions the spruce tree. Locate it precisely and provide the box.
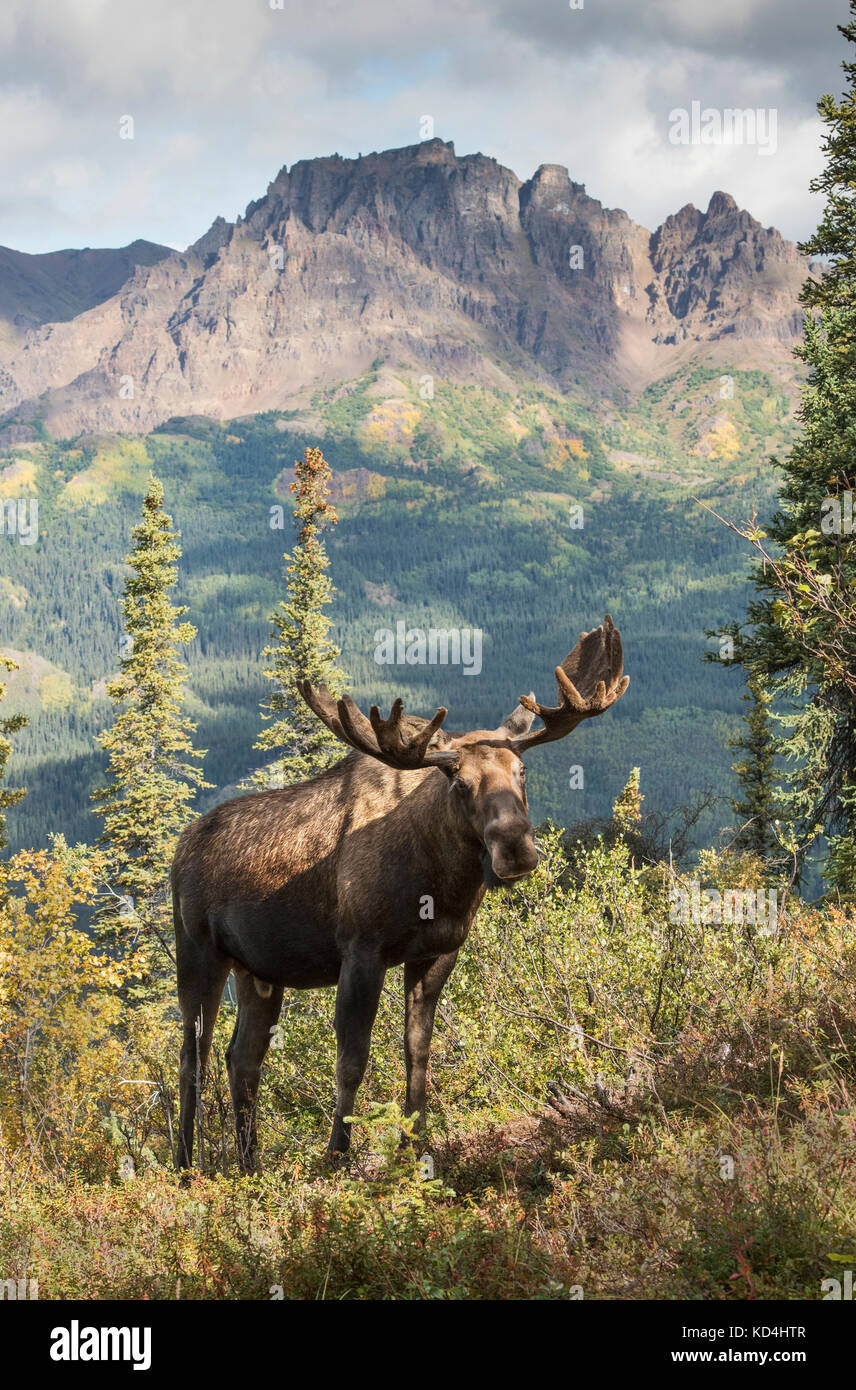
[252,446,345,788]
[92,476,209,917]
[709,5,856,890]
[0,655,26,857]
[613,768,643,833]
[729,675,778,860]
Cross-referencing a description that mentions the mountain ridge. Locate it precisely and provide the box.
[0,139,819,438]
[0,239,172,340]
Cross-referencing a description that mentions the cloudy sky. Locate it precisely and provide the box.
[1,0,851,255]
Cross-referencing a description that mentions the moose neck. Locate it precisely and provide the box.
[394,764,488,912]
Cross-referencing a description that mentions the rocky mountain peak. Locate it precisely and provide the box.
[0,141,819,437]
[706,190,739,217]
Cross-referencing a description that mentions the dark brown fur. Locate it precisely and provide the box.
[173,734,534,1168]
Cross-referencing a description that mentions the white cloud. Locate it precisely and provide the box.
[0,0,846,253]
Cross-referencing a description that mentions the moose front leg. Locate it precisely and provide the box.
[403,951,458,1138]
[328,949,386,1159]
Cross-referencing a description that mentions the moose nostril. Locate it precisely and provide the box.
[489,831,538,876]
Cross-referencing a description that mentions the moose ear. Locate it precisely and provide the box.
[438,752,462,781]
[496,694,537,739]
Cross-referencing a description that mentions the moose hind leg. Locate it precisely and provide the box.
[176,941,231,1171]
[225,973,285,1175]
[404,951,458,1138]
[328,951,386,1158]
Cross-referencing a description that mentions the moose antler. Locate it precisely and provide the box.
[298,616,627,770]
[296,681,460,771]
[509,614,629,753]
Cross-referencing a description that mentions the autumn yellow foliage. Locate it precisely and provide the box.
[0,843,142,1174]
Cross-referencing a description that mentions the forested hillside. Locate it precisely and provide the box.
[1,360,793,852]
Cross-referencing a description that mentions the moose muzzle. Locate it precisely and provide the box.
[482,815,539,886]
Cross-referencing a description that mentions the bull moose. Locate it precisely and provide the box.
[172,615,629,1171]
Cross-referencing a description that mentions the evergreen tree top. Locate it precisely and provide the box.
[92,474,209,909]
[800,1,856,312]
[252,446,346,789]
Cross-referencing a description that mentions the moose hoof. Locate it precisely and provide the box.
[325,1141,350,1168]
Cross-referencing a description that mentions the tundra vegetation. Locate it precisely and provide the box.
[1,819,855,1299]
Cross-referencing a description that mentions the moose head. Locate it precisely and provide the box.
[298,613,629,888]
